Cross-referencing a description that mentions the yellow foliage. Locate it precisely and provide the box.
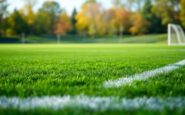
[24,0,36,25]
[76,2,105,36]
[76,11,89,32]
[5,29,15,36]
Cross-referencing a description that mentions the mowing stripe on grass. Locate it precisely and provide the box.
[103,59,185,88]
[0,96,184,110]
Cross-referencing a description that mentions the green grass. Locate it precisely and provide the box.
[0,108,185,115]
[0,44,185,114]
[24,34,167,43]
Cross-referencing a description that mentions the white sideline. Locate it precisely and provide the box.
[104,59,185,88]
[0,96,185,110]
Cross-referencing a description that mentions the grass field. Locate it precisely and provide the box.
[0,44,185,114]
[25,34,167,43]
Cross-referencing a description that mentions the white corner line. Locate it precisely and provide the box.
[103,59,185,88]
[0,96,185,110]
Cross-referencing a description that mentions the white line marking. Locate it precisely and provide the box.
[103,59,185,88]
[0,96,184,110]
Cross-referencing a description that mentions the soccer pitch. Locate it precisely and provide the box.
[0,44,185,114]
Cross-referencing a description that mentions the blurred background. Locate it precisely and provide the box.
[0,0,184,43]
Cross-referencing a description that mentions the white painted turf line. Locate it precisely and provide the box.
[104,59,185,88]
[0,96,185,110]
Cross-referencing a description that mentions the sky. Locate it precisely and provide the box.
[7,0,112,16]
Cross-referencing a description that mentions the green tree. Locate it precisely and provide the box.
[33,10,52,35]
[37,1,62,34]
[5,10,28,36]
[0,17,8,35]
[180,0,185,28]
[0,0,8,36]
[142,0,152,20]
[142,0,165,33]
[40,1,61,16]
[152,0,180,25]
[23,0,37,34]
[70,8,77,35]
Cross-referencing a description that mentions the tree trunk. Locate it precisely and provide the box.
[57,34,61,44]
[119,26,123,37]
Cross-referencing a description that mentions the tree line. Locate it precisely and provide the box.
[0,0,185,37]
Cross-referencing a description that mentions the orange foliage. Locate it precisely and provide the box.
[114,8,131,29]
[54,13,71,36]
[130,13,149,35]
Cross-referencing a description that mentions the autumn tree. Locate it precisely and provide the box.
[111,0,123,8]
[103,9,117,36]
[76,0,104,37]
[114,8,131,36]
[86,3,102,36]
[130,13,149,35]
[108,1,132,36]
[23,0,37,34]
[54,12,71,37]
[75,6,90,36]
